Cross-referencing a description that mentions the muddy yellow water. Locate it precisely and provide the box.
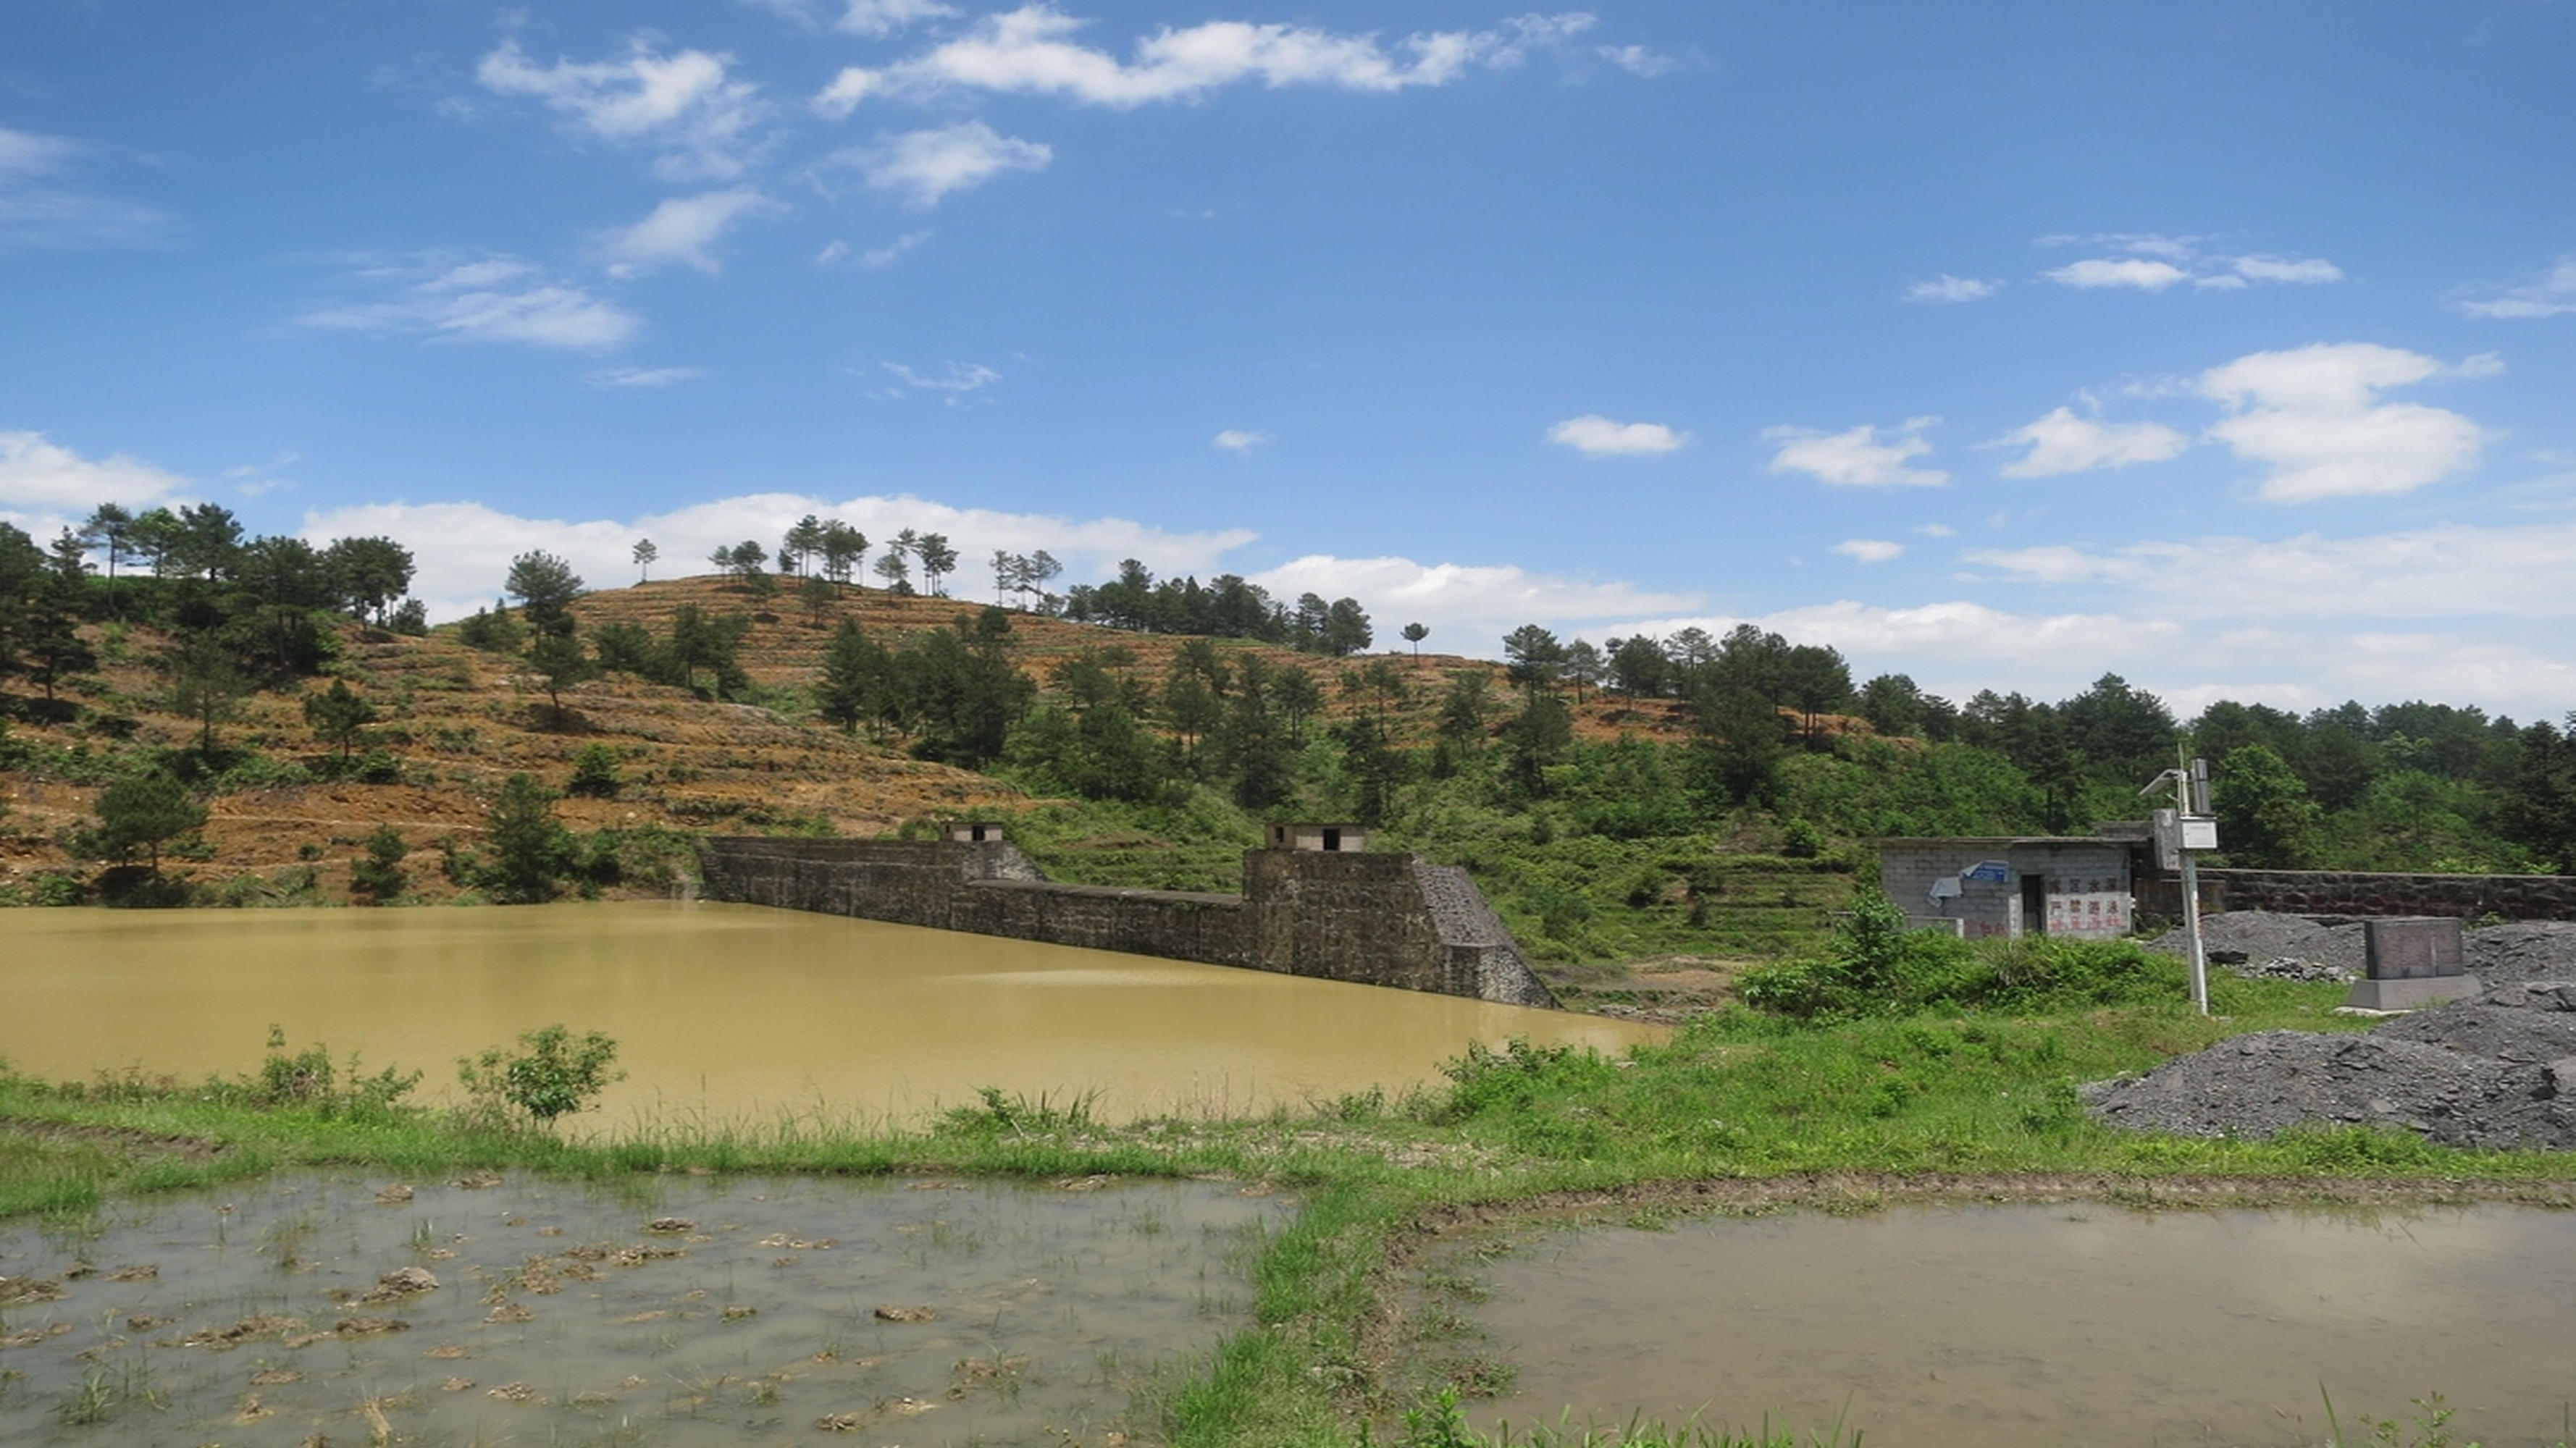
[1465,1203,2576,1447]
[0,1170,1279,1446]
[0,903,1656,1125]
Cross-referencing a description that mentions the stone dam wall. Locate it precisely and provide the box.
[2195,868,2576,922]
[695,836,1560,1009]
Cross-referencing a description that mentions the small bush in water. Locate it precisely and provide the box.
[458,1024,621,1127]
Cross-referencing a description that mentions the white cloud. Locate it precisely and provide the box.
[1833,539,1904,563]
[1596,44,1679,77]
[2046,257,2191,291]
[836,0,960,36]
[1600,598,2185,710]
[810,6,1598,113]
[2454,257,2576,319]
[298,254,642,352]
[2228,254,2344,285]
[600,188,779,275]
[1968,518,2576,623]
[1213,429,1270,452]
[2040,235,2346,294]
[832,122,1052,206]
[0,432,190,530]
[476,37,764,180]
[872,359,1002,403]
[1595,594,2576,724]
[586,366,705,389]
[1905,274,2000,303]
[745,0,959,35]
[1765,417,1947,488]
[813,69,884,118]
[1547,415,1688,456]
[1246,553,1703,649]
[818,233,936,266]
[1994,406,2190,478]
[2195,342,2488,502]
[0,124,177,252]
[299,492,1257,621]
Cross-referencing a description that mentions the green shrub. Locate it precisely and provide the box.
[457,1024,621,1127]
[1740,888,2183,1021]
[246,1026,420,1117]
[566,744,623,798]
[349,824,408,904]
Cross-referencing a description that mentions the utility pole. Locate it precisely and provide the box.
[2144,753,2218,1015]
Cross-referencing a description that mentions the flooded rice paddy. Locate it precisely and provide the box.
[0,1170,1283,1447]
[1459,1201,2576,1447]
[0,902,1657,1127]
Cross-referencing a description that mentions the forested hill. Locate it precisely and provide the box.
[4,547,2573,972]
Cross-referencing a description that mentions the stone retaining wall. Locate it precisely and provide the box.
[695,836,1558,1007]
[2136,868,2576,922]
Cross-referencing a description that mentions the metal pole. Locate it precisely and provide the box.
[2182,754,2212,1016]
[2181,847,2209,1015]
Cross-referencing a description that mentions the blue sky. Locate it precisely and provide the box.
[6,0,2575,718]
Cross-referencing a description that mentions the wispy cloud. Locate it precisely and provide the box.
[1547,415,1688,456]
[1765,417,1947,488]
[1247,552,1704,648]
[600,188,780,275]
[745,0,960,37]
[1833,539,1904,563]
[811,6,1603,116]
[298,254,642,352]
[2453,256,2576,319]
[2196,342,2489,502]
[1213,429,1270,452]
[587,366,705,389]
[1596,44,1680,77]
[2045,256,2191,291]
[817,230,934,267]
[2039,234,2344,292]
[869,358,1002,403]
[1966,518,2576,625]
[0,125,178,253]
[827,122,1052,206]
[1905,274,2000,303]
[477,36,765,180]
[1993,405,2190,478]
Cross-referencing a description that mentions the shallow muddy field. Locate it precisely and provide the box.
[0,1171,1284,1446]
[1451,1200,2576,1447]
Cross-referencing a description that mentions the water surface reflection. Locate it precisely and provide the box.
[1465,1203,2576,1447]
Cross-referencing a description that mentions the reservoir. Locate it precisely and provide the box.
[0,902,1656,1126]
[1461,1201,2576,1447]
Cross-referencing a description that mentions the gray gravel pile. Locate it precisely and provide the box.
[2145,911,2366,982]
[2375,982,2576,1063]
[2464,922,2576,985]
[2084,983,2576,1150]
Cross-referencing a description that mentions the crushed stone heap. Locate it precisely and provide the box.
[2146,912,2576,987]
[2084,982,2576,1150]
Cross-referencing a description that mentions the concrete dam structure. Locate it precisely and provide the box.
[695,828,1559,1009]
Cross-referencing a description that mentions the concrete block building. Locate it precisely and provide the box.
[1876,835,2139,940]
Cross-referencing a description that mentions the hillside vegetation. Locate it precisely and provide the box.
[8,516,2575,1014]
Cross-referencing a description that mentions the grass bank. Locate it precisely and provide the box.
[7,947,2576,1446]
